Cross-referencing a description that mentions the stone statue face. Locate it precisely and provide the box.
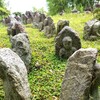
[62,36,72,50]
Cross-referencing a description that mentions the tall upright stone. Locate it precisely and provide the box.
[33,12,41,27]
[44,17,53,27]
[44,22,56,38]
[21,14,28,24]
[0,48,31,100]
[43,17,56,38]
[7,21,26,37]
[60,48,100,100]
[25,11,34,24]
[11,33,31,71]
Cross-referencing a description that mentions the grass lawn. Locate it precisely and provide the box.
[0,13,100,100]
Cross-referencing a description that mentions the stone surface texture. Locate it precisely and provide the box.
[60,48,98,100]
[0,48,31,100]
[83,19,100,41]
[11,33,31,71]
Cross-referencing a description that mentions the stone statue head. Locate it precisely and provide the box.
[62,36,72,50]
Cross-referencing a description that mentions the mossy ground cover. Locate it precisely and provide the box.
[0,13,100,100]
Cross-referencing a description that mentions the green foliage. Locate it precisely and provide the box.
[0,0,10,18]
[0,7,10,17]
[93,8,100,20]
[13,12,22,16]
[46,0,67,15]
[0,0,5,7]
[0,13,100,100]
[0,25,11,48]
[33,7,47,14]
[46,0,95,15]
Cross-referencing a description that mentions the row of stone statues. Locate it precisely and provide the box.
[0,16,32,99]
[33,12,56,38]
[3,11,100,41]
[6,17,32,72]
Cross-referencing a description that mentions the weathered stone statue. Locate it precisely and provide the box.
[33,12,41,27]
[55,26,81,59]
[60,48,100,100]
[83,19,100,41]
[0,48,31,100]
[21,14,28,24]
[11,33,31,72]
[44,22,56,38]
[59,36,77,59]
[7,21,26,37]
[57,20,69,33]
[40,13,46,22]
[43,17,56,37]
[38,14,46,31]
[25,11,34,24]
[44,17,53,27]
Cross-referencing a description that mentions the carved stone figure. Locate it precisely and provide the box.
[33,12,41,24]
[44,22,56,38]
[0,48,31,100]
[11,33,31,72]
[60,48,100,100]
[40,13,46,22]
[57,20,69,33]
[55,26,81,59]
[59,36,76,59]
[44,17,53,27]
[7,21,26,37]
[25,11,33,24]
[83,19,100,41]
[43,17,56,37]
[21,14,28,24]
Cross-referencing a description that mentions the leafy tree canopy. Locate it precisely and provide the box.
[0,0,10,18]
[46,0,95,15]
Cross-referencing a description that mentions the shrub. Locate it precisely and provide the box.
[93,8,100,20]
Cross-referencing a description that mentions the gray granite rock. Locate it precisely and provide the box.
[57,20,69,33]
[60,48,100,100]
[11,33,31,71]
[0,48,31,100]
[83,19,100,41]
[7,21,26,37]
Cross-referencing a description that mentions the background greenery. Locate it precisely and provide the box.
[0,13,100,100]
[0,0,10,19]
[46,0,99,15]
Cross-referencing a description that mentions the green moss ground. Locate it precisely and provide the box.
[0,13,100,100]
